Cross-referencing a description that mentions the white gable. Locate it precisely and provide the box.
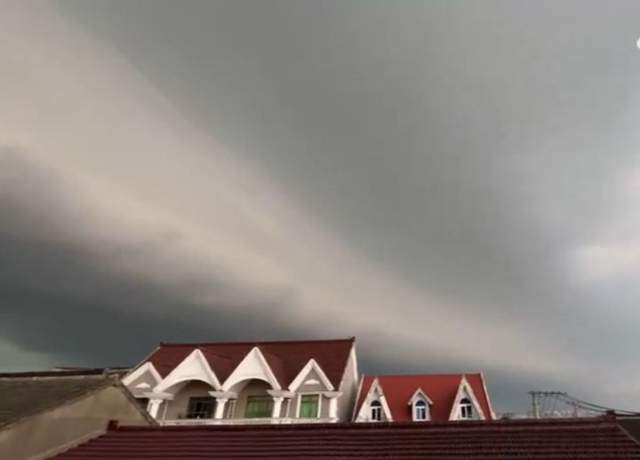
[407,387,433,405]
[154,349,221,393]
[355,378,393,422]
[222,346,281,391]
[479,373,497,419]
[408,387,432,421]
[122,362,162,394]
[448,377,486,421]
[288,359,334,391]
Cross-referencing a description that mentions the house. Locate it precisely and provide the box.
[353,373,495,422]
[52,417,640,459]
[0,369,154,460]
[121,337,358,425]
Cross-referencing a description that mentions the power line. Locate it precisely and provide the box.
[528,391,640,418]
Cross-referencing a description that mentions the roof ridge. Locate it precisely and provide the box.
[158,337,356,347]
[107,417,617,432]
[0,369,123,378]
[366,372,481,378]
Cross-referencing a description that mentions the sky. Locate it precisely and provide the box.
[2,0,640,414]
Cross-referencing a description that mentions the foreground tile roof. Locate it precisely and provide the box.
[356,373,494,422]
[142,337,355,389]
[54,418,640,459]
[619,417,640,444]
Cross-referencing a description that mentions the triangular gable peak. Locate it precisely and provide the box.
[222,346,282,391]
[355,378,393,422]
[448,376,486,421]
[122,362,162,395]
[137,338,355,390]
[154,349,221,393]
[407,387,433,406]
[288,359,335,392]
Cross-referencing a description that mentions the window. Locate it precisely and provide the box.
[370,400,382,421]
[245,395,273,418]
[186,397,216,419]
[413,399,428,421]
[460,397,473,420]
[299,394,320,418]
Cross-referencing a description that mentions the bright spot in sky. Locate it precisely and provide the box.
[637,37,640,48]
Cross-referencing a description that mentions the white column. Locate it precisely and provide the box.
[147,399,163,419]
[214,398,228,419]
[323,391,342,421]
[144,392,173,421]
[267,390,294,420]
[271,396,284,418]
[328,397,339,419]
[209,391,237,421]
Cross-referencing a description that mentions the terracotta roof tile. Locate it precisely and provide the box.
[145,338,354,389]
[54,418,640,459]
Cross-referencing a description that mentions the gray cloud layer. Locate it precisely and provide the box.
[2,0,640,412]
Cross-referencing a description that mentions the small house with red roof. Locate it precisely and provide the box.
[122,338,358,425]
[353,373,495,423]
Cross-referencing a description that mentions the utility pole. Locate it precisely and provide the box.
[528,391,540,419]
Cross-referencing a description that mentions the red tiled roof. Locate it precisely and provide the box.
[355,374,494,422]
[144,338,354,389]
[54,418,640,459]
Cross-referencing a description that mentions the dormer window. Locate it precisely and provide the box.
[370,400,382,421]
[407,388,432,422]
[460,397,473,419]
[413,399,427,421]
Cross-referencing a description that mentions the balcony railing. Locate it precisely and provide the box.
[160,417,337,426]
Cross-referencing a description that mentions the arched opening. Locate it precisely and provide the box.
[413,399,428,421]
[164,380,217,420]
[370,400,383,421]
[460,397,473,420]
[229,379,278,419]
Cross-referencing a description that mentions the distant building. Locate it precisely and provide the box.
[122,338,359,425]
[353,373,495,422]
[0,369,154,460]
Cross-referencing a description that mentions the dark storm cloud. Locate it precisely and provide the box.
[2,0,640,413]
[0,150,295,367]
[58,0,640,318]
